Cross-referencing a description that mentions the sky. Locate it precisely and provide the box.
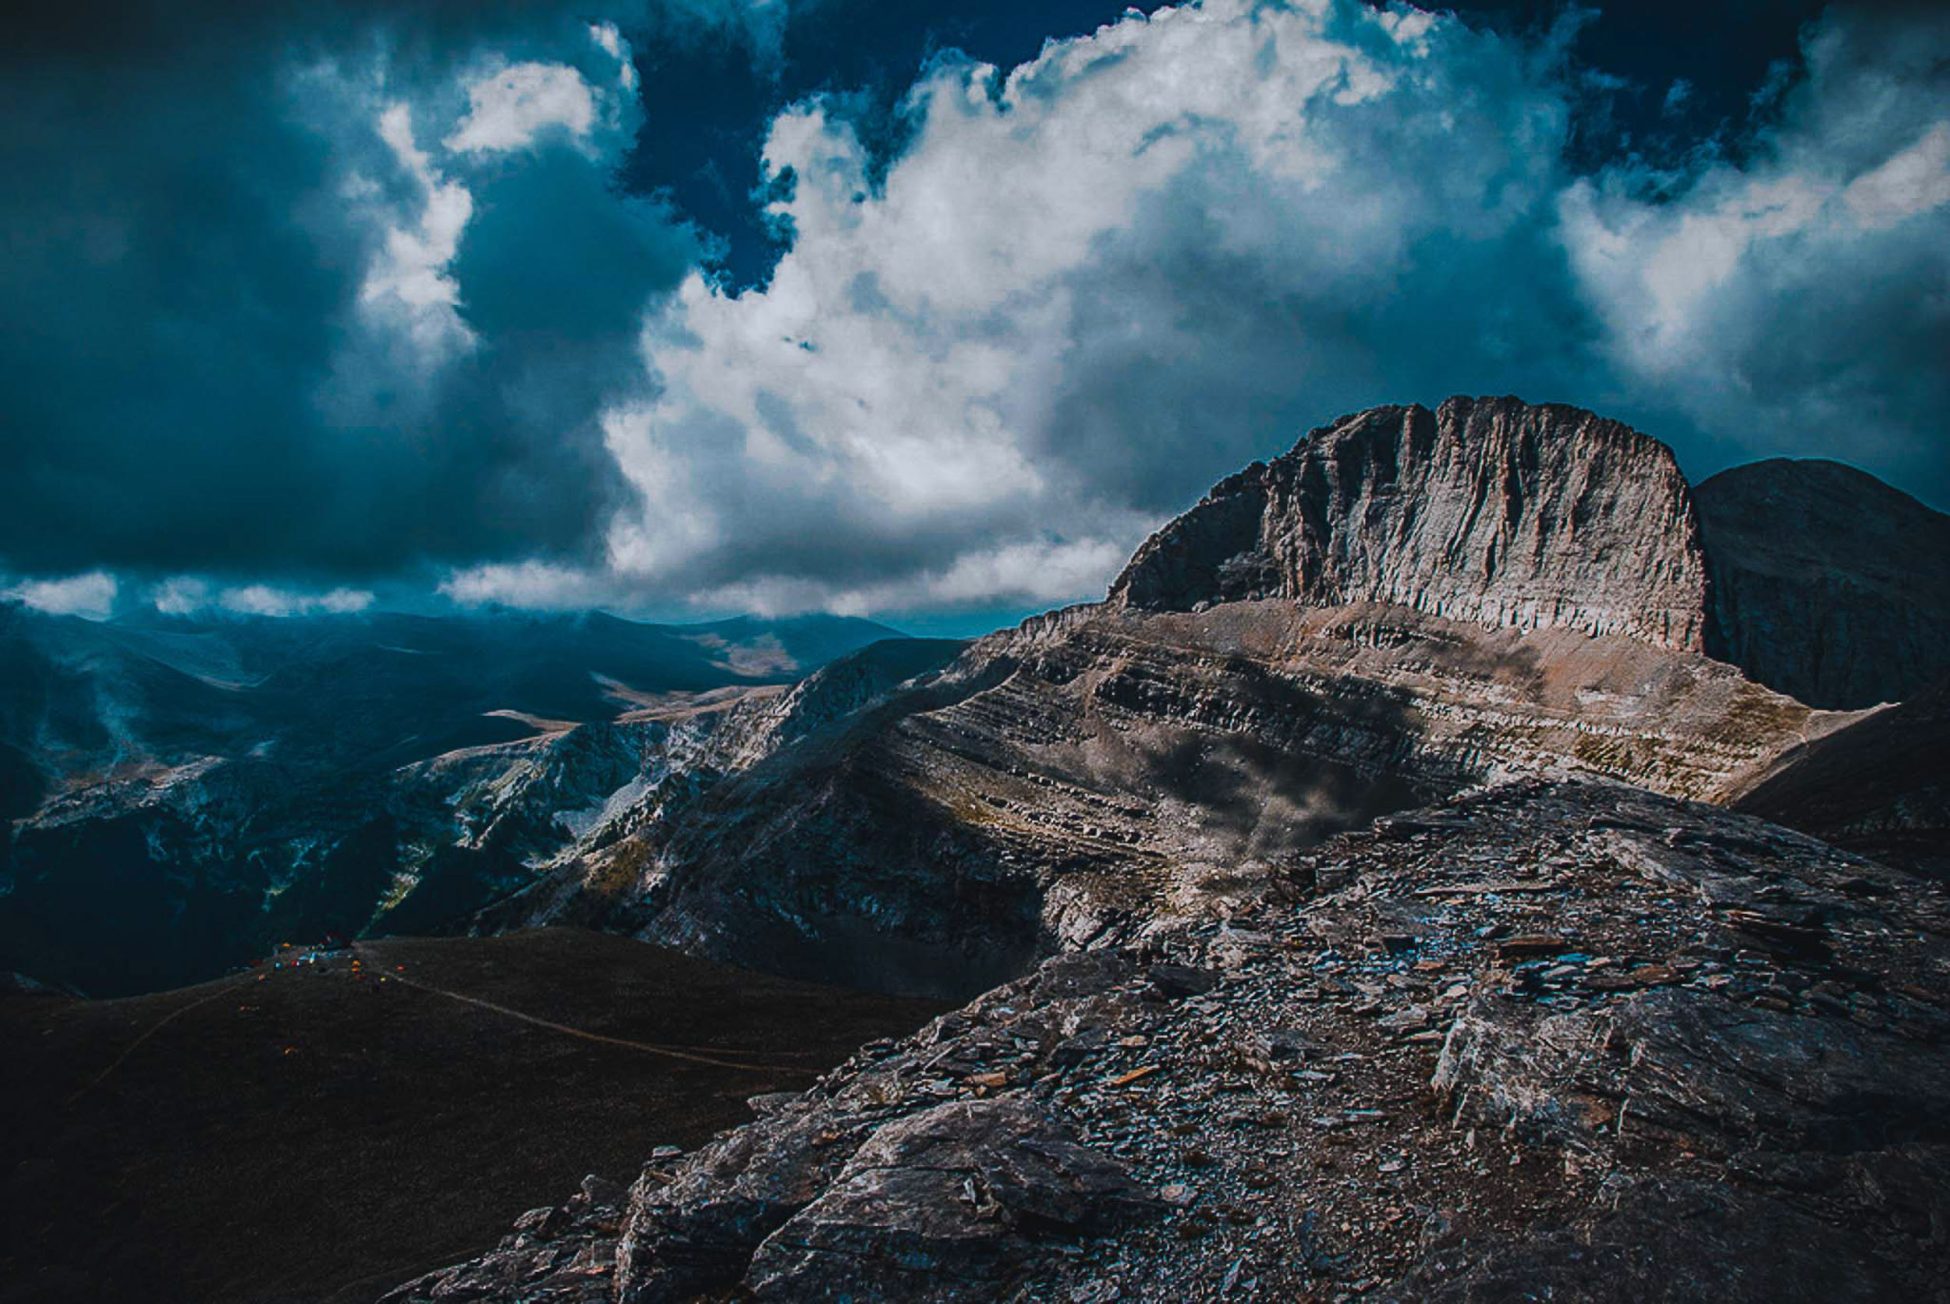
[2,0,1945,634]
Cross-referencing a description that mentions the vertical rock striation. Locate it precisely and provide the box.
[1110,396,1710,652]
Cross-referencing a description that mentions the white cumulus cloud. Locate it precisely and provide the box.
[445,61,599,153]
[148,577,374,618]
[603,0,1585,615]
[358,102,477,361]
[588,21,639,93]
[439,560,615,609]
[220,585,375,617]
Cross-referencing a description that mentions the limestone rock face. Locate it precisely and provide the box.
[1111,396,1710,652]
[1695,458,1950,709]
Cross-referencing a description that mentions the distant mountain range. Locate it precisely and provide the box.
[0,607,902,994]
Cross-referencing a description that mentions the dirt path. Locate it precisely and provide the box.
[68,973,254,1102]
[352,944,816,1074]
[71,946,816,1104]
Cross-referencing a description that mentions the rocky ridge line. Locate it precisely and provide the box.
[478,400,1876,1001]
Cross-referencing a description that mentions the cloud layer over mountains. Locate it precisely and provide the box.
[3,0,1945,620]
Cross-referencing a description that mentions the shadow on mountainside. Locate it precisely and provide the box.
[1734,677,1950,878]
[571,627,1441,1002]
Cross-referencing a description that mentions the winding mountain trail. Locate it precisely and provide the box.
[350,942,818,1074]
[66,973,255,1102]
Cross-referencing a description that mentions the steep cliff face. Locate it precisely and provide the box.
[1695,458,1950,709]
[1111,397,1710,652]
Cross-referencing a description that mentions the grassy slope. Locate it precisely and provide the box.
[0,929,944,1304]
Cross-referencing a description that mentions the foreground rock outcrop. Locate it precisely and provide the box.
[393,780,1950,1302]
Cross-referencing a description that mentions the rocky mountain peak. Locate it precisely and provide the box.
[1696,457,1950,708]
[1110,396,1710,652]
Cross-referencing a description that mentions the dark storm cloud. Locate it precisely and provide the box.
[1560,2,1950,499]
[0,0,723,581]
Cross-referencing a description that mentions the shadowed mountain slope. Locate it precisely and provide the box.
[1732,677,1950,878]
[1695,458,1950,709]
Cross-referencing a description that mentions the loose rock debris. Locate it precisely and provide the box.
[385,779,1950,1302]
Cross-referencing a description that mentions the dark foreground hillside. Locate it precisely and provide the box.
[0,930,943,1304]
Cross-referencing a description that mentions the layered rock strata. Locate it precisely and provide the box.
[501,599,1820,998]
